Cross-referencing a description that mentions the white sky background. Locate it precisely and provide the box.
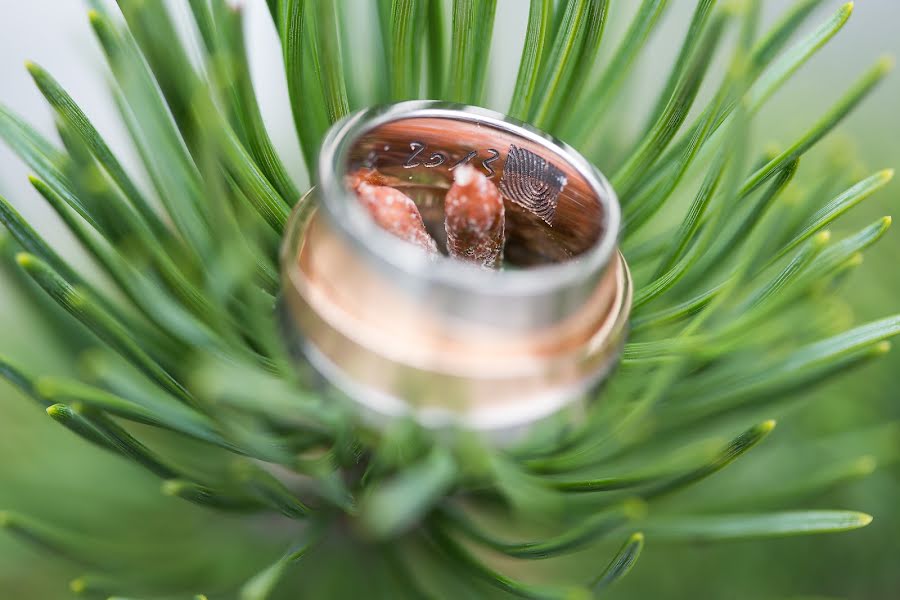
[0,0,896,249]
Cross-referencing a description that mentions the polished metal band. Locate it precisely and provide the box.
[281,101,631,436]
[316,101,622,329]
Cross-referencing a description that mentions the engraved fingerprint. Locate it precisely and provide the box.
[498,144,567,224]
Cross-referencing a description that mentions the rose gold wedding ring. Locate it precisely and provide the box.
[280,101,631,438]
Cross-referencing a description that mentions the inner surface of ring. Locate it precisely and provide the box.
[344,116,606,266]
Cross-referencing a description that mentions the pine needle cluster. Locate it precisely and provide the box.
[0,1,895,598]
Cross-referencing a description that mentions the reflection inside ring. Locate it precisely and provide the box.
[343,116,608,267]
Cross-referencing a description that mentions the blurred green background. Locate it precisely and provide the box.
[1,1,897,598]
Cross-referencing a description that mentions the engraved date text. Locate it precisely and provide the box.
[401,141,501,177]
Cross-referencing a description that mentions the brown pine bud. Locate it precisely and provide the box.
[346,167,403,191]
[444,165,505,268]
[354,182,438,254]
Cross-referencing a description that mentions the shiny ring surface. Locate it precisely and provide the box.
[280,101,631,438]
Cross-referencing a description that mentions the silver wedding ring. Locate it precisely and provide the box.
[280,101,631,437]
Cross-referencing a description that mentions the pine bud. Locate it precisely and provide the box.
[354,181,438,254]
[444,165,506,268]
